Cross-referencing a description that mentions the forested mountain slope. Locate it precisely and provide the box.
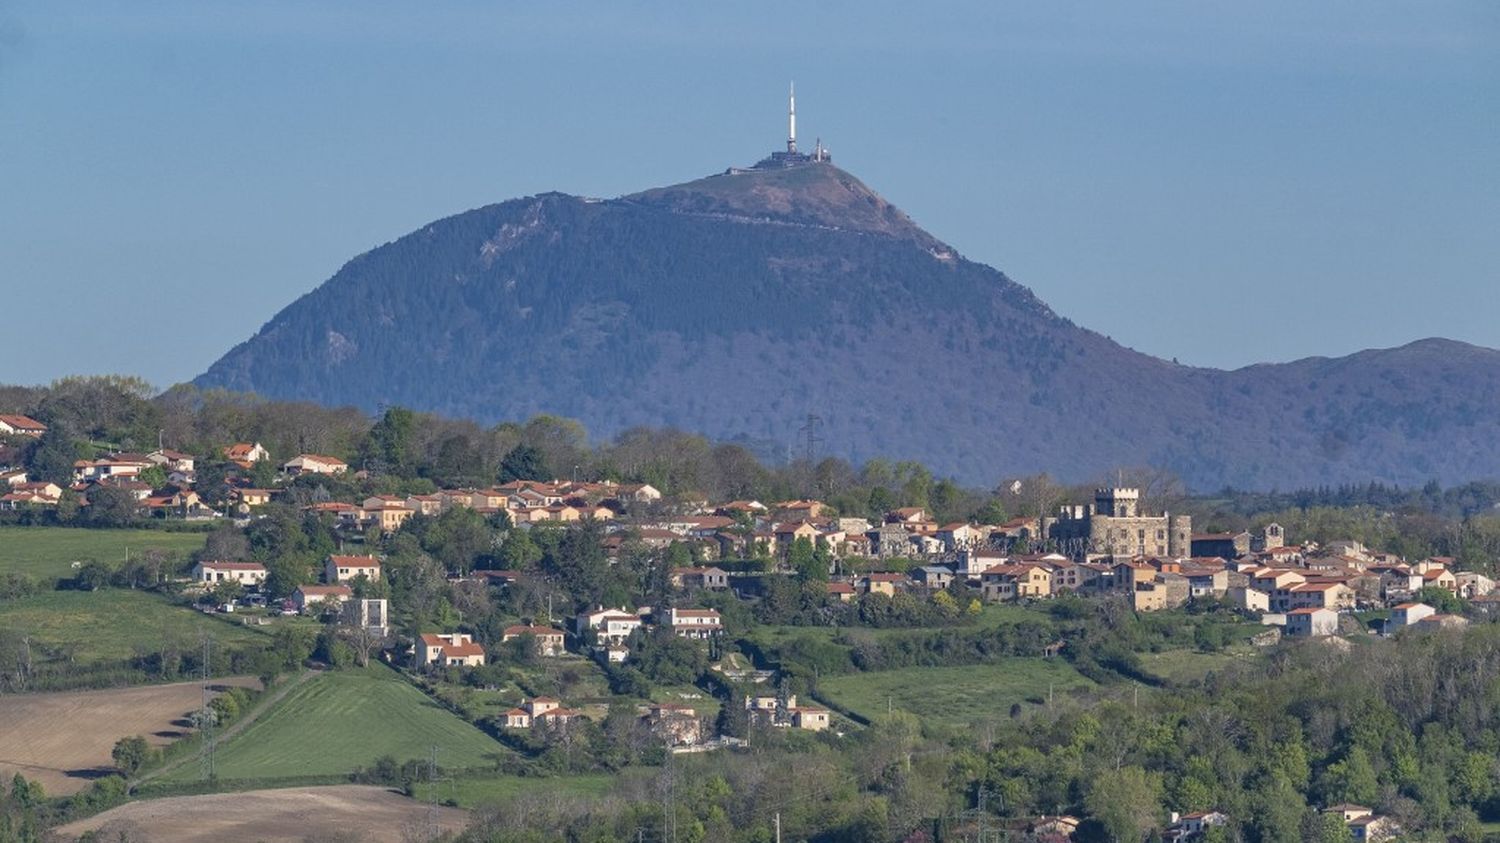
[196,163,1500,490]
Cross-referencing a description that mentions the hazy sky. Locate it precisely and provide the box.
[2,2,1496,390]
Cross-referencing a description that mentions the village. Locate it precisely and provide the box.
[3,409,1492,840]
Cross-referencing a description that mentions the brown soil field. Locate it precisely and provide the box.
[0,677,258,795]
[50,785,470,842]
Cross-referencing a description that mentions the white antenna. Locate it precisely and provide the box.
[787,82,797,154]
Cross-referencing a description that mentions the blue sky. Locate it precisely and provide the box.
[1,1,1496,389]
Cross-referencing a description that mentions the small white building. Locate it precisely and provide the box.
[192,561,267,587]
[1387,602,1436,632]
[325,554,381,583]
[665,608,722,639]
[575,607,645,644]
[283,454,348,476]
[293,584,353,614]
[1285,607,1339,638]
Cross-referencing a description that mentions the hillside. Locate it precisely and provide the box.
[196,160,1500,490]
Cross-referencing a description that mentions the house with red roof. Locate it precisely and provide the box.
[283,453,348,476]
[0,415,47,437]
[501,625,566,656]
[418,632,487,667]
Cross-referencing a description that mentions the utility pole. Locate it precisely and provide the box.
[774,812,782,843]
[427,745,439,842]
[199,636,215,782]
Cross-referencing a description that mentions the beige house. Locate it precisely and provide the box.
[224,442,271,466]
[234,488,274,508]
[1229,586,1271,613]
[419,632,486,667]
[502,625,566,656]
[283,454,348,476]
[1288,581,1356,610]
[791,706,831,731]
[980,565,1052,602]
[363,501,415,533]
[1421,568,1458,592]
[859,573,905,597]
[293,584,352,614]
[192,560,267,587]
[325,554,381,583]
[504,696,586,728]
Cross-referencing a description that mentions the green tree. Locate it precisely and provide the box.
[137,464,167,490]
[362,406,418,476]
[1318,747,1379,807]
[499,444,551,483]
[82,486,140,528]
[110,735,151,775]
[1085,766,1162,843]
[499,529,543,570]
[787,536,816,579]
[25,424,83,485]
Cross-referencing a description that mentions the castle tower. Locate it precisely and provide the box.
[1095,488,1139,519]
[787,82,797,155]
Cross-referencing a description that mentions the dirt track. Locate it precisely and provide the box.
[0,677,258,795]
[50,785,469,842]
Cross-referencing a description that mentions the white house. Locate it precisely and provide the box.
[1285,607,1339,638]
[665,608,722,639]
[293,584,352,613]
[0,415,47,437]
[283,454,348,476]
[325,554,381,583]
[575,607,645,645]
[1388,602,1436,632]
[192,560,267,587]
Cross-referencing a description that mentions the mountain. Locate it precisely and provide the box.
[195,160,1500,490]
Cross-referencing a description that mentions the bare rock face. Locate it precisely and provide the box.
[196,163,1500,490]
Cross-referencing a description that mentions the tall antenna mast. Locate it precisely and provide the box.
[787,82,797,154]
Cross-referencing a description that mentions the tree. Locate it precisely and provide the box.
[787,536,816,578]
[137,464,167,491]
[499,444,551,483]
[25,424,82,485]
[362,406,418,476]
[1415,586,1465,615]
[111,736,151,775]
[499,529,543,571]
[1084,766,1163,843]
[420,507,492,574]
[74,561,113,591]
[82,486,140,528]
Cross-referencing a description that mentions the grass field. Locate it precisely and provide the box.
[1138,647,1262,684]
[0,526,207,584]
[0,589,271,664]
[162,664,512,783]
[818,659,1094,726]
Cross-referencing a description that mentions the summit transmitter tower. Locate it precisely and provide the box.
[753,83,829,169]
[788,83,797,155]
